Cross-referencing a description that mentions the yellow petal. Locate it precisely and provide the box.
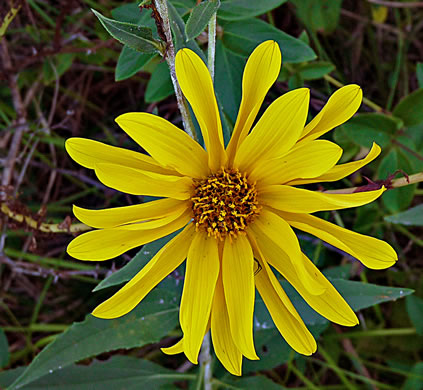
[250,140,342,186]
[250,209,326,295]
[180,232,220,364]
[234,88,309,173]
[67,209,192,261]
[299,84,362,142]
[115,207,190,230]
[92,224,194,319]
[94,163,193,200]
[290,143,381,185]
[254,254,316,355]
[175,49,226,171]
[222,235,258,360]
[211,273,243,376]
[65,138,177,176]
[226,40,281,165]
[259,186,385,213]
[281,212,397,269]
[115,112,209,178]
[162,338,184,355]
[250,231,359,326]
[73,198,187,229]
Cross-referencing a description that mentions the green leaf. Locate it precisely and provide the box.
[111,3,148,24]
[145,61,174,103]
[167,1,207,60]
[385,204,423,226]
[8,289,178,390]
[335,113,399,149]
[92,9,161,54]
[406,295,423,335]
[220,17,316,63]
[403,362,423,390]
[290,0,342,33]
[393,88,423,127]
[218,0,287,21]
[243,324,327,373]
[0,328,9,368]
[1,356,185,390]
[115,45,155,81]
[332,279,413,311]
[214,40,244,123]
[298,61,335,80]
[0,367,25,389]
[378,148,416,213]
[417,63,423,89]
[279,279,412,327]
[185,0,220,41]
[93,233,176,292]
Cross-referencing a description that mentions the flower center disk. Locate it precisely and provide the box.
[191,168,260,240]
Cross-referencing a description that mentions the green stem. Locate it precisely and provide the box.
[319,346,357,390]
[207,12,217,82]
[326,327,416,339]
[3,324,68,333]
[200,332,213,390]
[288,361,319,390]
[154,0,196,140]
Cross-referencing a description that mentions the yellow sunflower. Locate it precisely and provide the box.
[66,40,397,376]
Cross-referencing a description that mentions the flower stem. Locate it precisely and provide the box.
[207,12,217,82]
[154,0,196,140]
[200,332,213,390]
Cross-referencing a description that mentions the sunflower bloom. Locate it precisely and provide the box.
[66,41,397,376]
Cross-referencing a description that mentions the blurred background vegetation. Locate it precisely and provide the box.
[1,0,423,389]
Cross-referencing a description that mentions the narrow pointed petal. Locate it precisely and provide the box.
[175,49,226,171]
[226,40,281,164]
[281,212,397,269]
[180,232,220,364]
[65,138,177,176]
[73,198,188,229]
[250,231,359,326]
[162,339,184,355]
[211,274,243,376]
[234,88,309,173]
[290,143,381,185]
[67,209,192,261]
[259,185,385,213]
[250,140,342,186]
[115,207,189,230]
[92,225,194,319]
[299,84,362,142]
[254,255,316,355]
[115,112,208,178]
[250,209,326,295]
[222,235,258,360]
[94,163,193,200]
